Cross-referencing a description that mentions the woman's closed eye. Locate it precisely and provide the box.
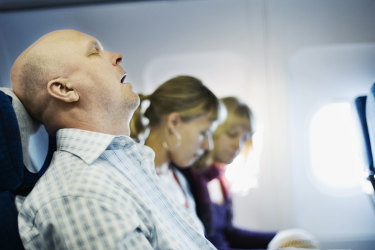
[226,131,239,138]
[201,129,212,138]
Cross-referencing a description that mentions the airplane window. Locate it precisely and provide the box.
[309,102,364,190]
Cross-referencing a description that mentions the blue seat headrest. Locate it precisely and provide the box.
[0,90,23,190]
[366,83,375,174]
[0,88,55,192]
[354,95,374,173]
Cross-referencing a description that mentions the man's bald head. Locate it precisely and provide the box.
[11,30,85,122]
[10,29,137,135]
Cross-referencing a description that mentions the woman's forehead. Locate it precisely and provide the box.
[225,115,250,128]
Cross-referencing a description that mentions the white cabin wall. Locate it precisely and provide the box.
[247,0,375,248]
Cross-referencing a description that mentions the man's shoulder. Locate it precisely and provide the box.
[23,152,139,211]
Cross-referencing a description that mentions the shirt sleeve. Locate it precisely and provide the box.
[20,195,154,250]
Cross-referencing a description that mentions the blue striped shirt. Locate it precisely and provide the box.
[18,128,215,250]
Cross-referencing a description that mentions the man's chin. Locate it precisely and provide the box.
[133,94,141,108]
[126,95,140,116]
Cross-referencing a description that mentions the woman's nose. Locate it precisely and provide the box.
[232,136,242,151]
[202,134,213,151]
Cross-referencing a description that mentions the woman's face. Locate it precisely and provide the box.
[212,117,251,164]
[171,111,216,168]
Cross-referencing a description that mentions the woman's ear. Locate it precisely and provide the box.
[166,112,181,129]
[47,78,79,103]
[163,112,182,150]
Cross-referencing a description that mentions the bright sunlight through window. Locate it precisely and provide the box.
[309,102,364,190]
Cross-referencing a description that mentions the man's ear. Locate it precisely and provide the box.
[47,78,79,103]
[166,112,182,129]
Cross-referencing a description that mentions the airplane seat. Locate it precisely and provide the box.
[354,95,375,193]
[364,83,375,192]
[0,87,56,250]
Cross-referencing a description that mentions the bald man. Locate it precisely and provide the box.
[13,30,215,250]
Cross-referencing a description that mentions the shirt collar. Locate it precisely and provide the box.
[155,162,170,176]
[56,128,136,164]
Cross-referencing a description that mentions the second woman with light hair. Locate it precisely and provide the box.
[181,97,319,250]
[130,75,222,233]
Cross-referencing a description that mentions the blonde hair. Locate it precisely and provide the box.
[213,96,253,139]
[130,75,220,141]
[193,96,253,171]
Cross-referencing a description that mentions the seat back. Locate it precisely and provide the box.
[365,83,375,192]
[354,96,374,173]
[0,88,55,250]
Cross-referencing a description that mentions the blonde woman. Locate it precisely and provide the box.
[130,75,221,231]
[181,97,277,250]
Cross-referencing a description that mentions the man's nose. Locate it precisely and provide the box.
[111,52,123,66]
